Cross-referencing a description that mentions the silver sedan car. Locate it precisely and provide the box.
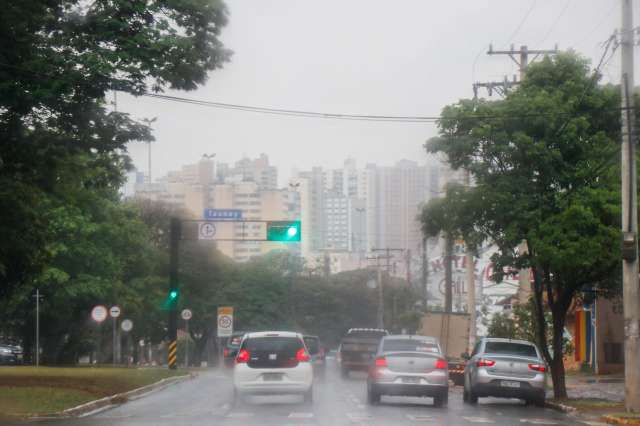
[463,337,547,406]
[366,335,449,407]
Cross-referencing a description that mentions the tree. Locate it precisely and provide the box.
[0,0,231,298]
[423,52,623,398]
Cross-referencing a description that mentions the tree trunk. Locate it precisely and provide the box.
[550,298,570,399]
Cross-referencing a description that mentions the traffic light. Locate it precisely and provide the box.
[162,288,179,310]
[266,221,301,242]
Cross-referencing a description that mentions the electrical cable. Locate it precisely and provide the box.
[504,0,538,47]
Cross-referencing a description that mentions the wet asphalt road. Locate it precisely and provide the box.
[25,359,597,426]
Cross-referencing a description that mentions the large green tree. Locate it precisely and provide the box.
[0,0,232,298]
[423,52,623,398]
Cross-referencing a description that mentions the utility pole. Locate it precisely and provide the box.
[464,173,476,351]
[444,234,453,313]
[406,249,412,285]
[474,44,558,97]
[168,217,181,370]
[422,238,429,310]
[368,248,404,329]
[620,0,640,412]
[32,289,43,367]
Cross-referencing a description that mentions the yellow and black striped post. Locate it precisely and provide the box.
[168,340,178,369]
[168,217,181,370]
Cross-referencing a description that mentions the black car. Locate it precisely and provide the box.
[223,332,246,368]
[0,343,23,365]
[303,335,326,376]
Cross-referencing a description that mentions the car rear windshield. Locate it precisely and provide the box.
[346,330,387,339]
[484,342,538,357]
[242,336,303,368]
[382,339,440,354]
[303,337,320,355]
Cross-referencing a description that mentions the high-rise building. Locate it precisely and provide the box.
[218,153,278,190]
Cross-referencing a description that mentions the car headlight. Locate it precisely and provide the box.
[0,348,12,354]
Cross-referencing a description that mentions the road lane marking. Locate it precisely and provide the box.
[463,417,496,424]
[226,412,254,418]
[289,412,314,418]
[519,420,559,425]
[347,412,373,422]
[407,414,434,421]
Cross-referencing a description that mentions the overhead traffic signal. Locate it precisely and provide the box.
[162,288,180,310]
[266,221,301,242]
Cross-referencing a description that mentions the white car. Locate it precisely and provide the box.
[233,331,314,403]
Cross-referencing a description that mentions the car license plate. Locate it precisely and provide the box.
[501,380,521,388]
[402,377,420,384]
[263,373,282,381]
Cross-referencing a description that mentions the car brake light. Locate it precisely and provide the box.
[434,359,448,369]
[528,363,546,372]
[374,357,387,368]
[296,348,310,362]
[477,358,495,367]
[236,349,250,363]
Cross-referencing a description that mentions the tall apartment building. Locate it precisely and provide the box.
[366,160,431,253]
[134,155,297,263]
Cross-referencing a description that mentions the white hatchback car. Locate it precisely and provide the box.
[233,331,314,403]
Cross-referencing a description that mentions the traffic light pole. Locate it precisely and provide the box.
[168,217,181,370]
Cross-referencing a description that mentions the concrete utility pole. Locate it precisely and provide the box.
[369,248,405,329]
[620,0,640,412]
[422,238,429,310]
[444,235,453,313]
[474,44,558,97]
[464,172,476,351]
[32,289,43,367]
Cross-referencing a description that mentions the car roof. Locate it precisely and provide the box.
[244,331,302,339]
[347,328,388,334]
[481,337,536,346]
[303,335,319,339]
[382,335,439,343]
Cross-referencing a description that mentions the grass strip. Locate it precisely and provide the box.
[0,366,184,418]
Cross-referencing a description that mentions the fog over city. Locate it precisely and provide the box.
[119,0,621,185]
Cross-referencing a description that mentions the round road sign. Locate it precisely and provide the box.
[138,339,145,347]
[120,319,133,332]
[181,309,193,321]
[218,315,232,329]
[109,306,121,318]
[91,305,108,323]
[198,222,216,240]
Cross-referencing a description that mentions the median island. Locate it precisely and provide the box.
[0,367,184,419]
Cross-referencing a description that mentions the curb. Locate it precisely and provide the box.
[545,400,578,414]
[601,415,640,426]
[31,373,194,419]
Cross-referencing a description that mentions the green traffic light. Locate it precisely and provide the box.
[266,221,301,242]
[169,290,178,299]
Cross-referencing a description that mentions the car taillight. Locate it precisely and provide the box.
[374,357,387,368]
[236,349,250,363]
[296,348,310,362]
[223,348,230,357]
[528,363,546,372]
[476,358,495,367]
[434,359,448,369]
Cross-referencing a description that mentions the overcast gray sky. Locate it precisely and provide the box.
[120,0,627,185]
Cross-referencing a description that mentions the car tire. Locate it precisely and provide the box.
[463,387,469,402]
[303,387,313,404]
[341,366,349,378]
[467,387,478,404]
[452,375,464,387]
[367,385,380,405]
[527,394,545,407]
[433,392,448,407]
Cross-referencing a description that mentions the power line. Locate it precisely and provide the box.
[504,0,538,47]
[538,0,573,45]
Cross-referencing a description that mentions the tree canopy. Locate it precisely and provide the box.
[422,52,625,397]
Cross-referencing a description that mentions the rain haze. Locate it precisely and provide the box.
[121,0,623,183]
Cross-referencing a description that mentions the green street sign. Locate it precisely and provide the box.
[266,221,301,242]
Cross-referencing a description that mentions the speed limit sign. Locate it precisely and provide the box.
[217,306,233,337]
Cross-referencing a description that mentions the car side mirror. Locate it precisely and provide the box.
[461,352,470,360]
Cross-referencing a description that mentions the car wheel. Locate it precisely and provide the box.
[468,387,478,404]
[367,385,380,405]
[433,392,448,407]
[303,387,313,404]
[527,394,545,407]
[340,366,349,378]
[452,375,464,387]
[463,387,469,402]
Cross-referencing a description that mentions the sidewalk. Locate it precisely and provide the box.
[549,374,640,425]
